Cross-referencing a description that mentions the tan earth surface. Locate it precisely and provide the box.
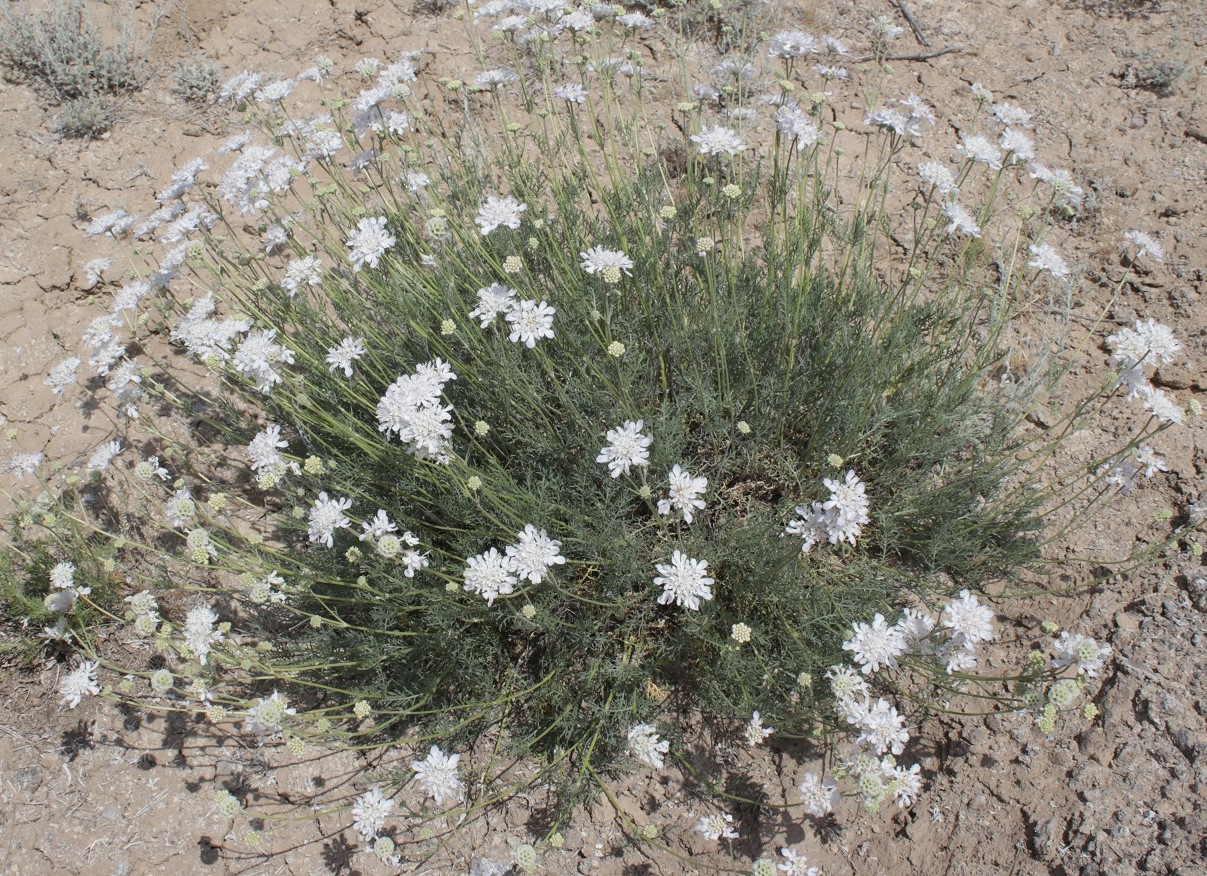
[0,0,1204,873]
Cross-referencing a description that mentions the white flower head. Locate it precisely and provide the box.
[1028,242,1071,281]
[870,14,905,42]
[917,162,958,199]
[1134,444,1168,478]
[941,589,995,646]
[476,67,519,88]
[360,509,398,542]
[695,811,739,842]
[244,690,296,742]
[45,357,82,394]
[59,660,100,709]
[866,94,934,140]
[1131,318,1182,365]
[233,327,296,394]
[596,420,652,478]
[889,762,923,809]
[376,359,458,463]
[475,194,527,235]
[81,257,111,289]
[308,492,353,547]
[248,424,297,483]
[843,613,908,675]
[826,664,870,707]
[798,772,840,817]
[351,785,395,841]
[403,169,431,192]
[505,300,556,348]
[50,561,76,591]
[1029,162,1085,210]
[768,30,819,58]
[346,216,395,271]
[991,102,1033,129]
[895,608,936,651]
[691,125,746,157]
[469,283,517,328]
[580,246,635,278]
[553,82,587,103]
[125,589,159,619]
[282,255,323,295]
[87,440,122,475]
[820,34,850,55]
[505,524,565,584]
[411,744,464,806]
[1141,386,1184,425]
[657,464,708,523]
[942,639,979,674]
[743,711,775,746]
[1122,230,1164,263]
[855,697,909,755]
[785,501,828,554]
[165,487,197,529]
[326,337,367,378]
[822,469,870,545]
[774,104,822,150]
[942,201,981,238]
[1053,631,1112,678]
[627,723,669,769]
[183,604,224,665]
[1107,323,1159,370]
[958,133,1003,170]
[654,550,714,611]
[463,547,518,605]
[7,452,44,479]
[999,127,1035,163]
[778,847,821,876]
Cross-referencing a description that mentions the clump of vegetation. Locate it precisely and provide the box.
[172,59,220,105]
[0,0,151,136]
[55,94,115,138]
[1115,55,1186,96]
[411,0,458,17]
[6,9,1192,870]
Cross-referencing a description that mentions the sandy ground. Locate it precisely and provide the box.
[1,0,1204,873]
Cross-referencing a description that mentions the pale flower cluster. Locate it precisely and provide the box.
[596,420,652,478]
[376,358,458,462]
[626,723,670,769]
[244,690,296,743]
[820,590,1002,814]
[411,744,464,806]
[657,464,708,523]
[464,525,564,605]
[695,811,739,842]
[475,194,527,235]
[351,785,395,842]
[1053,631,1112,678]
[171,294,252,363]
[359,509,429,573]
[345,216,395,271]
[308,492,353,547]
[183,604,224,665]
[248,424,300,487]
[59,660,100,709]
[691,125,746,157]
[233,327,296,394]
[653,550,714,611]
[785,469,870,551]
[1106,318,1184,425]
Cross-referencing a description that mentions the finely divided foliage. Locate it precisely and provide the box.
[7,6,1193,869]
